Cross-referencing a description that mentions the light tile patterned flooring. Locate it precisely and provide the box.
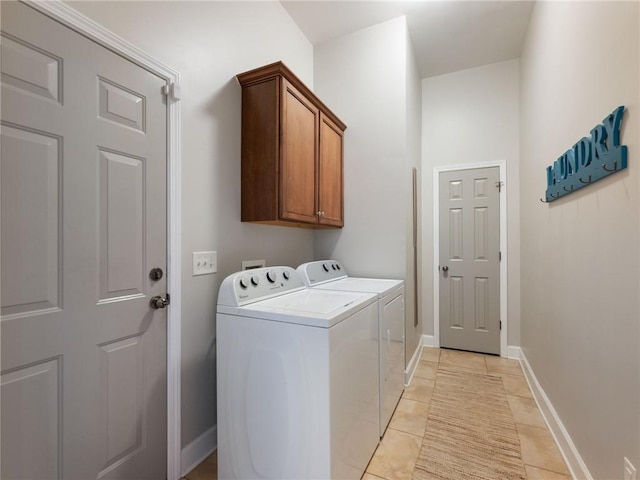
[183,348,572,480]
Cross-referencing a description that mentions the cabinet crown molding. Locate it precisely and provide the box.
[237,61,347,131]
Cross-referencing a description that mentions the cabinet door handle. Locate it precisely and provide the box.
[316,211,325,217]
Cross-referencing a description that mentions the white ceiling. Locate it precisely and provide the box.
[280,1,535,79]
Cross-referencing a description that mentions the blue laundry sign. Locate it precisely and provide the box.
[545,106,627,202]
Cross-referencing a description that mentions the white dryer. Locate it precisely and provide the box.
[297,260,405,437]
[216,266,380,480]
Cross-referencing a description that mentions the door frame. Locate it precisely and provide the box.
[22,1,183,478]
[433,161,507,357]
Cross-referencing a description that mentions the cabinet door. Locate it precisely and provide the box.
[280,80,319,224]
[318,113,344,227]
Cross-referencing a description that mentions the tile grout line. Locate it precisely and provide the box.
[522,464,572,479]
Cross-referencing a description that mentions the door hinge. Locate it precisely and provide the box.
[166,293,171,306]
[162,82,181,101]
[495,181,504,192]
[499,320,502,330]
[499,251,502,261]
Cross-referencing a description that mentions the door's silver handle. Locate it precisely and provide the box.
[442,266,449,272]
[150,295,169,309]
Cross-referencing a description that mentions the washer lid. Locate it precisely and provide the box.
[217,289,377,328]
[311,277,404,298]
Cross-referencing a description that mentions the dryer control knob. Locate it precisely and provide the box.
[251,276,260,286]
[239,278,249,289]
[282,271,290,280]
[322,263,330,272]
[266,271,276,283]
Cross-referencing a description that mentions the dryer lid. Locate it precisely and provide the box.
[311,277,404,297]
[217,288,377,328]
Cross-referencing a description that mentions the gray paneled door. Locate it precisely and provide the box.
[439,167,500,355]
[1,2,168,479]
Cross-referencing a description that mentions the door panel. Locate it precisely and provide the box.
[439,167,500,354]
[474,207,489,260]
[98,149,145,302]
[98,335,144,475]
[1,124,61,317]
[97,77,146,132]
[318,113,344,227]
[449,276,464,328]
[1,33,62,103]
[474,277,489,331]
[449,208,463,260]
[1,358,62,480]
[280,80,318,223]
[1,3,167,478]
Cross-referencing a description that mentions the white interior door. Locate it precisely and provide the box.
[439,167,500,355]
[1,2,168,478]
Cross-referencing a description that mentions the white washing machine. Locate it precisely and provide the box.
[297,260,405,437]
[216,266,380,480]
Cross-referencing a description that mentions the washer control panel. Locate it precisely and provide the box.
[218,266,305,306]
[296,260,348,286]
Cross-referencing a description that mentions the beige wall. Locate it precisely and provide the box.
[312,17,423,366]
[69,0,315,454]
[519,2,640,478]
[421,60,521,346]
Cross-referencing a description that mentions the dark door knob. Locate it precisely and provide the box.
[442,266,449,272]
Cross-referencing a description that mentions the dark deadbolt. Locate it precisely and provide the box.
[149,268,164,281]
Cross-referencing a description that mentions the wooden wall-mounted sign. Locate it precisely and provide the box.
[544,106,627,202]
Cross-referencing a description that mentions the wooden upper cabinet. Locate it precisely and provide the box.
[237,62,346,228]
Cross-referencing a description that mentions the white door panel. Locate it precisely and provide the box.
[1,2,168,478]
[439,167,500,355]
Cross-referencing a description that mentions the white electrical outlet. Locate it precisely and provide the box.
[242,259,265,270]
[625,457,637,480]
[192,251,217,276]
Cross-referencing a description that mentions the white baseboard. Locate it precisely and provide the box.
[181,425,217,476]
[520,349,592,480]
[506,345,521,359]
[404,340,424,386]
[421,334,436,347]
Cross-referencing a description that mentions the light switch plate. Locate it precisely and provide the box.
[193,251,217,276]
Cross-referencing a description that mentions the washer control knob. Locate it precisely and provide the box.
[336,264,341,270]
[239,278,249,289]
[282,271,290,280]
[266,271,277,283]
[251,276,260,286]
[322,263,330,272]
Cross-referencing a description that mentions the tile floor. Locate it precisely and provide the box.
[182,348,572,480]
